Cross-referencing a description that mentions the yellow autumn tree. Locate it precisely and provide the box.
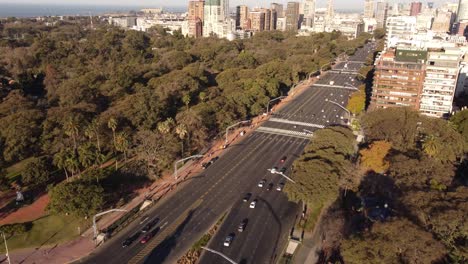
[346,85,366,115]
[359,141,392,173]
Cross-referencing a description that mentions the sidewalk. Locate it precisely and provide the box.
[4,77,318,264]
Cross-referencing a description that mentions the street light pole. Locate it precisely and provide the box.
[225,120,251,145]
[325,99,351,123]
[344,82,359,91]
[266,96,287,114]
[267,169,297,183]
[93,209,128,243]
[201,247,238,264]
[174,154,204,179]
[2,232,10,264]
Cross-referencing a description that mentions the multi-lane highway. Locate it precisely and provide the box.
[81,42,374,264]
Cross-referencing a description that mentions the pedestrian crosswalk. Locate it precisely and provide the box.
[313,84,358,90]
[256,126,313,139]
[269,118,325,129]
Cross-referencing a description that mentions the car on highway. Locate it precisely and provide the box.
[238,219,248,232]
[250,199,257,208]
[276,183,284,191]
[201,156,219,169]
[121,232,141,248]
[280,156,287,163]
[242,193,252,202]
[122,238,133,248]
[258,179,266,187]
[280,167,287,174]
[267,183,274,191]
[140,232,154,244]
[224,234,234,247]
[270,167,278,174]
[142,217,159,233]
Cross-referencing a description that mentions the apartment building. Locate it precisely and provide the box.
[285,2,300,31]
[371,48,427,110]
[386,16,417,47]
[188,0,204,38]
[420,49,462,117]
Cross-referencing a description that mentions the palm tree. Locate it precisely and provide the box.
[423,135,440,158]
[182,94,191,110]
[65,152,80,177]
[78,143,96,169]
[53,150,69,181]
[115,132,130,162]
[85,119,101,152]
[64,118,79,151]
[157,118,174,134]
[107,117,117,151]
[175,123,188,156]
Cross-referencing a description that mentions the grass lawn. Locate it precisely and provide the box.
[300,204,323,232]
[5,157,36,182]
[0,214,90,253]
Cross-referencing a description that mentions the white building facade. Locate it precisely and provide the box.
[420,50,462,117]
[386,16,417,47]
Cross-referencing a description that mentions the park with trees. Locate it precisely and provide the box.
[0,17,371,250]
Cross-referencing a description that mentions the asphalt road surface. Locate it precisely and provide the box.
[80,42,374,264]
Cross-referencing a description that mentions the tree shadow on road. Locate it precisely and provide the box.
[143,210,195,264]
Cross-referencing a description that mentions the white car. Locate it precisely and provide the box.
[276,184,284,191]
[258,180,265,187]
[250,200,257,208]
[270,167,278,174]
[224,235,234,247]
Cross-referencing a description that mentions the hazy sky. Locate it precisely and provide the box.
[0,0,457,10]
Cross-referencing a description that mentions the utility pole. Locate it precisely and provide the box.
[2,232,10,264]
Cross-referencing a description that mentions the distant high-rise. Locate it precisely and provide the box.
[457,0,468,22]
[326,0,334,22]
[286,2,300,31]
[410,2,422,16]
[432,11,454,33]
[303,0,316,27]
[236,5,249,30]
[250,10,266,31]
[271,3,284,18]
[203,0,227,37]
[376,1,388,28]
[364,0,375,18]
[188,0,204,38]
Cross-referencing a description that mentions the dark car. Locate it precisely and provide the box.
[242,193,252,202]
[238,219,248,232]
[280,167,287,174]
[201,162,211,169]
[202,156,219,169]
[122,231,141,248]
[267,183,274,191]
[122,238,133,248]
[142,217,159,233]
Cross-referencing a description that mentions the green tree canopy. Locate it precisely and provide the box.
[48,180,104,217]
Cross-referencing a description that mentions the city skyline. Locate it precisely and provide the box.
[0,0,459,10]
